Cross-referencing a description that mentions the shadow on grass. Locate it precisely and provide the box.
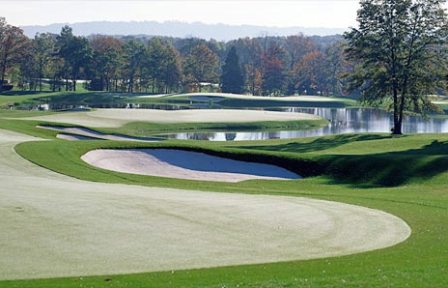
[27,92,124,107]
[320,140,448,187]
[0,90,52,96]
[240,134,392,154]
[239,136,448,187]
[219,99,349,108]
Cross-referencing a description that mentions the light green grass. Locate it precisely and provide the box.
[1,118,447,287]
[0,109,55,118]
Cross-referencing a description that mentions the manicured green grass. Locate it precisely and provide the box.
[0,118,58,139]
[134,94,358,108]
[0,109,328,140]
[0,91,61,107]
[0,90,133,108]
[2,117,447,287]
[0,109,55,118]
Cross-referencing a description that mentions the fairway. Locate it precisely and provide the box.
[1,0,447,285]
[23,108,320,128]
[0,129,410,280]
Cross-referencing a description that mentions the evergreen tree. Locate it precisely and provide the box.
[56,26,92,91]
[221,46,244,94]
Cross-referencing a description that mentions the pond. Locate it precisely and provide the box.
[161,108,448,141]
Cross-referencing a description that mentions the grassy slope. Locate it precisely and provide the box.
[1,119,447,287]
[0,86,94,106]
[1,90,357,110]
[134,94,358,108]
[0,91,62,107]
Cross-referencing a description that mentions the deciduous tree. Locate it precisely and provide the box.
[90,36,123,91]
[345,0,448,134]
[0,17,28,92]
[261,44,287,96]
[184,44,219,91]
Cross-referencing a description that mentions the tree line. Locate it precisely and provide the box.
[0,17,351,96]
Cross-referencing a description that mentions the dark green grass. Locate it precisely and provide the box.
[0,91,137,108]
[133,95,357,108]
[0,91,62,107]
[1,120,448,287]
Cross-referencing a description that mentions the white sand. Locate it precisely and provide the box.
[0,129,411,280]
[81,149,300,182]
[38,125,157,142]
[56,133,96,141]
[24,108,321,128]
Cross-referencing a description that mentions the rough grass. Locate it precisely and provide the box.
[1,119,448,287]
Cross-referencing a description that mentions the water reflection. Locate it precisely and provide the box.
[163,108,448,141]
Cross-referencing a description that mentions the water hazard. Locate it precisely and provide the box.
[162,108,448,141]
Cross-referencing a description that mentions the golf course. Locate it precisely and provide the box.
[2,0,448,285]
[0,90,447,287]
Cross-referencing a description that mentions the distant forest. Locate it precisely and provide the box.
[1,17,353,96]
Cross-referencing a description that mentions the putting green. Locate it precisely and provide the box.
[22,108,320,128]
[0,129,410,280]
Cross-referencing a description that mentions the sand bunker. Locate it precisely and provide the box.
[56,133,97,141]
[0,129,411,280]
[38,125,158,142]
[82,149,300,182]
[25,108,320,128]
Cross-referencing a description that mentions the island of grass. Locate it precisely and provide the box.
[3,108,327,139]
[135,92,358,108]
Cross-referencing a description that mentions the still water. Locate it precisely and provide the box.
[162,108,448,141]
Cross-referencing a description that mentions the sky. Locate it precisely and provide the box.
[1,0,361,28]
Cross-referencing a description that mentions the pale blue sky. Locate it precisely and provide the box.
[2,1,361,28]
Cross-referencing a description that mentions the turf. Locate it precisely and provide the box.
[0,120,446,287]
[0,132,409,280]
[1,114,448,287]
